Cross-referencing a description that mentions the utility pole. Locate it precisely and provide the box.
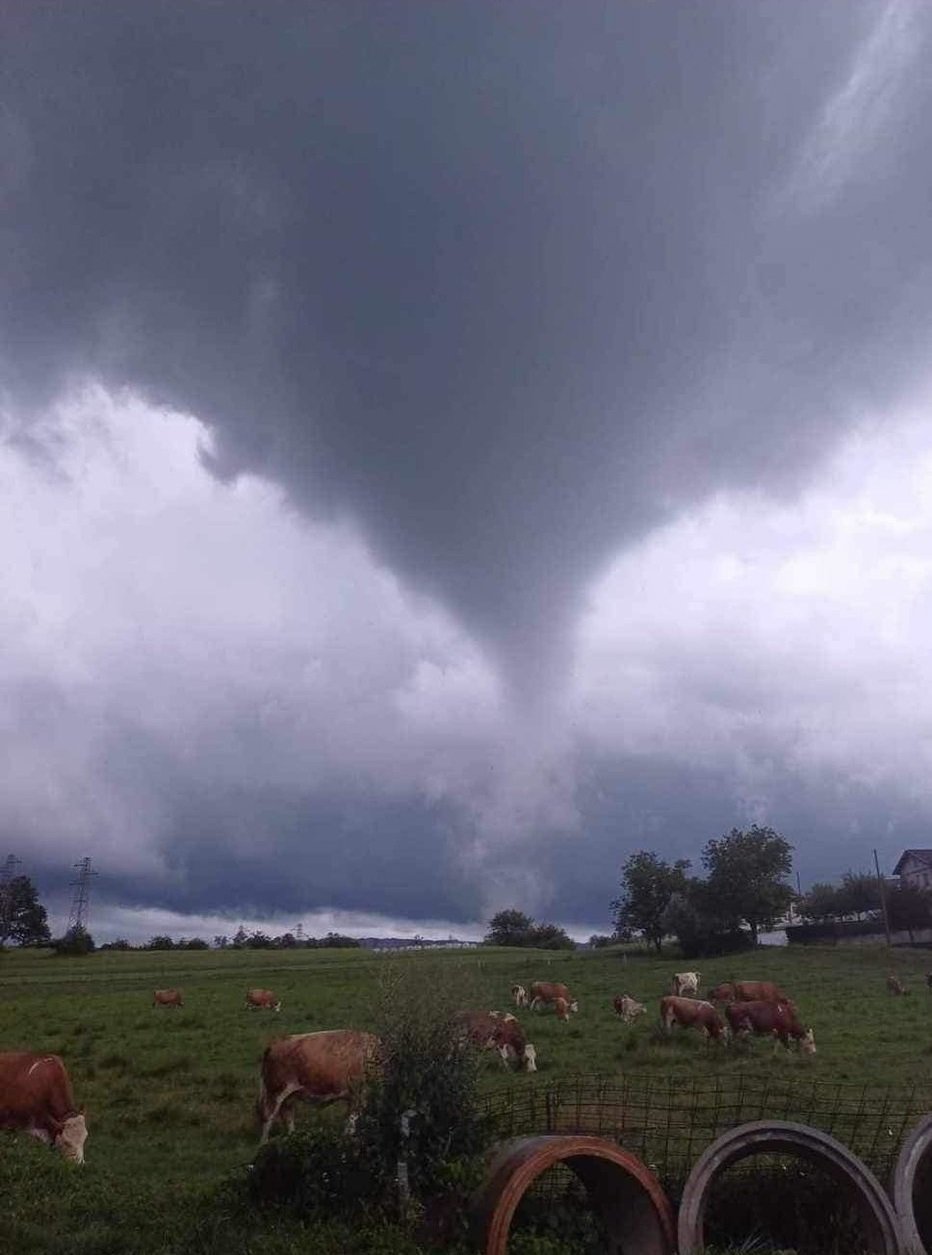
[67,857,98,934]
[0,854,22,943]
[873,848,892,947]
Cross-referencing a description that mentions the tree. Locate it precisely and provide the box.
[0,875,51,946]
[588,934,615,948]
[798,882,843,922]
[611,851,690,953]
[484,909,535,947]
[529,922,576,950]
[232,925,249,949]
[661,879,751,958]
[887,883,932,941]
[836,871,881,920]
[51,926,95,956]
[147,934,174,950]
[701,826,794,946]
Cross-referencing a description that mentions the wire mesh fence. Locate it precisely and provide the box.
[481,1073,932,1190]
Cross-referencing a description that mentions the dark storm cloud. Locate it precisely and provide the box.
[5,1,930,686]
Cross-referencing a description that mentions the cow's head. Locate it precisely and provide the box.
[708,983,734,1002]
[569,999,579,1014]
[55,1113,87,1164]
[800,1029,816,1055]
[521,1043,537,1072]
[274,1001,282,1012]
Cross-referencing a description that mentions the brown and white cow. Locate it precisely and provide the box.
[725,1000,816,1054]
[454,1011,537,1072]
[672,971,701,997]
[153,988,183,1008]
[511,984,528,1008]
[529,981,578,1014]
[886,973,909,996]
[257,1029,379,1144]
[246,988,282,1012]
[0,1052,88,1162]
[613,994,646,1024]
[659,995,727,1042]
[553,996,572,1022]
[708,980,792,1006]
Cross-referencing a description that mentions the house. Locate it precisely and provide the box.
[893,850,932,891]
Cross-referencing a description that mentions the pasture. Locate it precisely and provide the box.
[1,941,931,1253]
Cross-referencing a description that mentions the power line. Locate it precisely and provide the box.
[67,857,98,934]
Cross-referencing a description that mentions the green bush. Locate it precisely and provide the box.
[248,1123,377,1217]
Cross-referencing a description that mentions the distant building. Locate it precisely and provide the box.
[893,849,932,891]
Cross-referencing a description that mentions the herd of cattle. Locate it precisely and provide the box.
[6,967,928,1164]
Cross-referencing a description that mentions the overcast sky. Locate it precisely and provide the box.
[4,0,932,941]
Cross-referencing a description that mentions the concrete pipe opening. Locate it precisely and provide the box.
[470,1134,675,1255]
[677,1120,904,1255]
[893,1114,932,1255]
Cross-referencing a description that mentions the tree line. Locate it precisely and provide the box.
[613,825,795,958]
[797,871,932,941]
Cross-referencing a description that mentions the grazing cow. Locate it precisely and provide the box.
[613,994,646,1024]
[708,980,792,1006]
[257,1029,379,1144]
[672,971,701,997]
[246,988,282,1012]
[152,988,183,1008]
[725,1000,816,1054]
[886,973,909,996]
[454,1011,537,1072]
[659,996,727,1042]
[0,1052,88,1162]
[553,996,572,1022]
[511,984,528,1008]
[529,981,578,1014]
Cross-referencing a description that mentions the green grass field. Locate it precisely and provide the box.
[1,941,931,1253]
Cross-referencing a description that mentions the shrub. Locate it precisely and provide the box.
[50,926,96,956]
[355,962,492,1210]
[249,1123,377,1217]
[248,960,492,1242]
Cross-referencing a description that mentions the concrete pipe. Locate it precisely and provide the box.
[893,1114,932,1255]
[470,1134,676,1255]
[677,1119,904,1255]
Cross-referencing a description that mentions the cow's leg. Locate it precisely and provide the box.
[259,1081,302,1144]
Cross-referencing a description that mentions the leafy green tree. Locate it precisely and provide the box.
[836,871,881,920]
[701,825,794,945]
[147,934,175,950]
[661,880,751,958]
[529,922,576,950]
[798,882,843,922]
[0,875,51,946]
[484,909,535,947]
[51,926,95,956]
[611,851,690,953]
[887,882,932,941]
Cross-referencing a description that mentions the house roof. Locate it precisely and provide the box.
[892,849,932,875]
